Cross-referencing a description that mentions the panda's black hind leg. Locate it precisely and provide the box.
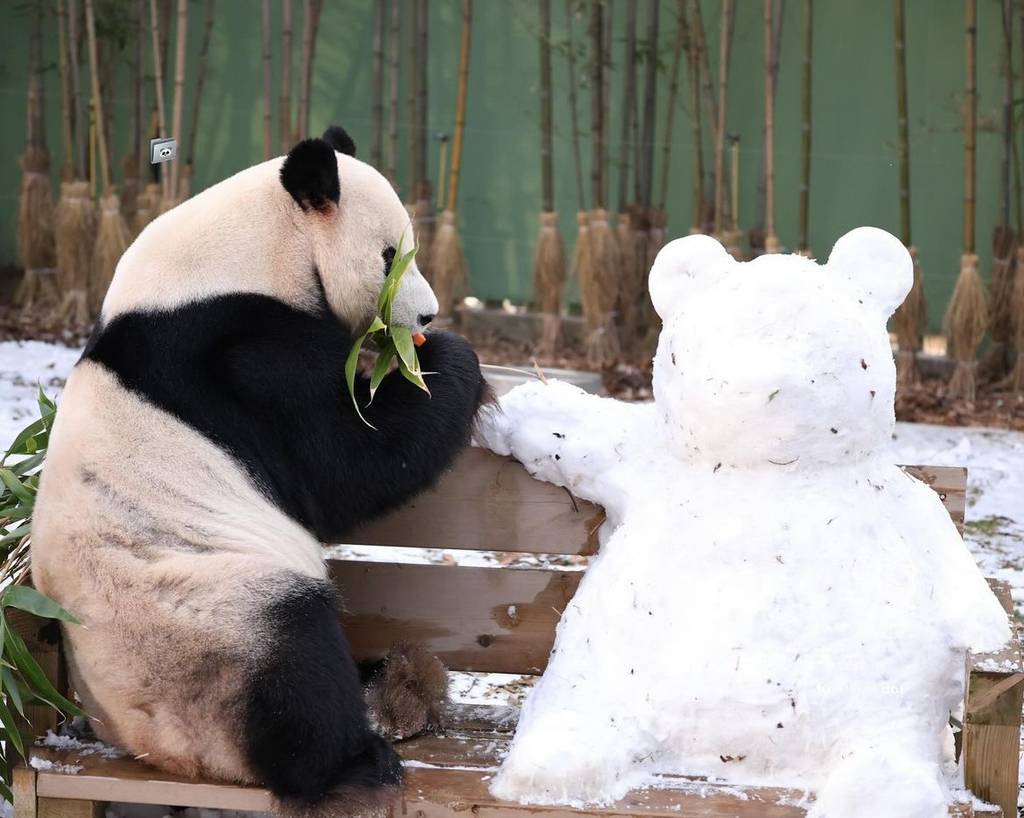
[245,575,402,817]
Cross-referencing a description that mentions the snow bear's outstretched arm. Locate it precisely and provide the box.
[476,380,651,508]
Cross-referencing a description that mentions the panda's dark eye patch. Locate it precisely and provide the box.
[382,246,396,273]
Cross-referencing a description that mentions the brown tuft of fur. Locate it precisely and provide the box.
[431,209,468,319]
[943,252,988,401]
[273,784,400,818]
[90,191,132,316]
[365,642,449,741]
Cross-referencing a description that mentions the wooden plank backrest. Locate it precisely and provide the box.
[336,449,969,674]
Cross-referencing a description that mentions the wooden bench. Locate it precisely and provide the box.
[12,450,1023,818]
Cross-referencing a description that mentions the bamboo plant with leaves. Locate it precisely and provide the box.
[0,390,86,803]
[345,243,429,429]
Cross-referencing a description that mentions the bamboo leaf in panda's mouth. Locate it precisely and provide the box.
[345,240,429,428]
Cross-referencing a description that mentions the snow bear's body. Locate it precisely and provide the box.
[477,229,1009,818]
[32,128,488,817]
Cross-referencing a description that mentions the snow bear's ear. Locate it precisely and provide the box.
[649,234,733,320]
[826,227,913,317]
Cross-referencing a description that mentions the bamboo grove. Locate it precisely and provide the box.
[10,1,1024,400]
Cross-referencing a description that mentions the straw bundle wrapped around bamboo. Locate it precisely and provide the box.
[582,207,620,368]
[90,192,131,315]
[14,145,58,311]
[533,210,565,353]
[892,246,927,387]
[134,181,162,235]
[944,253,988,401]
[431,209,467,318]
[1011,244,1024,392]
[980,225,1017,381]
[55,180,97,326]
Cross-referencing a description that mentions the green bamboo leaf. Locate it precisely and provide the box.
[2,587,80,624]
[8,451,45,478]
[368,346,397,404]
[3,416,48,462]
[1,669,25,717]
[36,386,56,416]
[398,355,431,396]
[3,623,84,717]
[0,523,31,548]
[0,694,24,759]
[0,471,33,507]
[391,326,417,371]
[0,778,12,805]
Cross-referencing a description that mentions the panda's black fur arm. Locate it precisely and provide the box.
[83,293,488,542]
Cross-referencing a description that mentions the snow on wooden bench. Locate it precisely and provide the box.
[11,449,1021,818]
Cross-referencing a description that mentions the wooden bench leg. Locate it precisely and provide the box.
[13,767,38,818]
[36,799,106,818]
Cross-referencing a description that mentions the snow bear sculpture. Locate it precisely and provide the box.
[476,227,1010,818]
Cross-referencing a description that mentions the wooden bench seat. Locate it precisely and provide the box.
[12,451,1019,818]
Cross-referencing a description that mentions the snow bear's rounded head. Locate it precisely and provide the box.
[649,227,913,468]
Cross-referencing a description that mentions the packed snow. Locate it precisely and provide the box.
[475,230,1012,817]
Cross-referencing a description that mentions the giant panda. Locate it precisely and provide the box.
[31,126,490,817]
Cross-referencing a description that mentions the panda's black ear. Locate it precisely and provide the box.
[280,138,340,212]
[322,126,356,157]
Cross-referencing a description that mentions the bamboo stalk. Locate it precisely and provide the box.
[601,0,613,209]
[386,0,400,184]
[617,1,637,214]
[657,0,687,211]
[296,0,322,141]
[589,1,603,209]
[57,0,75,178]
[763,0,778,252]
[754,0,784,234]
[565,0,585,212]
[712,0,733,237]
[447,0,472,211]
[261,0,272,161]
[534,0,565,339]
[407,0,420,200]
[371,0,386,168]
[895,0,910,245]
[1000,0,1013,228]
[797,0,812,252]
[281,0,293,152]
[169,0,188,198]
[185,0,215,170]
[149,0,168,198]
[68,0,86,179]
[416,0,429,197]
[639,0,659,210]
[130,0,143,181]
[539,0,554,214]
[432,0,473,318]
[682,3,703,232]
[965,0,977,255]
[85,0,112,193]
